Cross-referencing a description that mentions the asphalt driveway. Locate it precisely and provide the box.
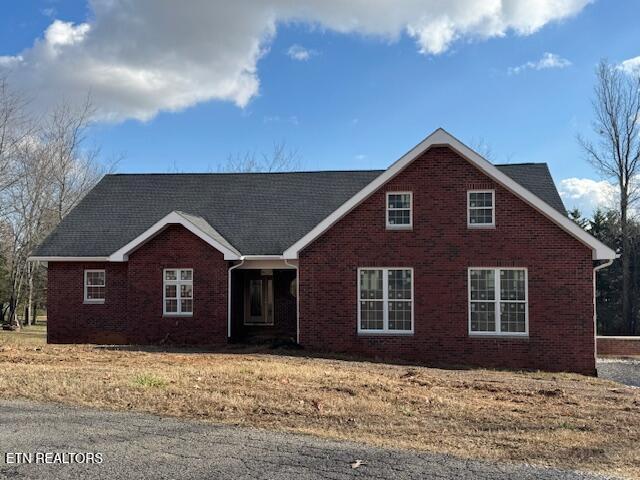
[0,401,618,480]
[597,358,640,387]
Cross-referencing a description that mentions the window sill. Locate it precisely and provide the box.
[83,300,105,305]
[358,331,414,336]
[469,333,529,339]
[467,224,495,229]
[163,314,193,318]
[386,225,413,231]
[244,322,275,326]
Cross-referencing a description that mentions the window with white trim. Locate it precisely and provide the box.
[358,268,413,333]
[386,192,412,229]
[467,190,494,227]
[468,268,528,335]
[84,270,105,303]
[164,269,193,315]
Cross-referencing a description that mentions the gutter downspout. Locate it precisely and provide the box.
[593,256,617,368]
[284,259,300,345]
[228,259,245,340]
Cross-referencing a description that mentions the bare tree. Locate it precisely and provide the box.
[3,136,53,326]
[220,141,302,173]
[0,76,33,205]
[469,137,516,164]
[0,87,112,327]
[578,59,640,334]
[43,97,111,221]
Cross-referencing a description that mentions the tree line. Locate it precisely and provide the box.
[0,77,111,327]
[570,208,639,334]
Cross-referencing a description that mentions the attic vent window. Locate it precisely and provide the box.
[468,190,495,227]
[386,192,412,230]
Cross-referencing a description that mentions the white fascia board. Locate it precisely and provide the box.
[283,128,617,261]
[109,211,241,261]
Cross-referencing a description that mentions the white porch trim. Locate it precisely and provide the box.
[109,211,241,261]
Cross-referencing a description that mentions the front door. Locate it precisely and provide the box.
[244,270,274,325]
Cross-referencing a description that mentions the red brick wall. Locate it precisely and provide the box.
[298,147,596,375]
[47,225,229,345]
[597,337,640,356]
[48,262,128,344]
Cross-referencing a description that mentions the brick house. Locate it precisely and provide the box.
[31,129,616,375]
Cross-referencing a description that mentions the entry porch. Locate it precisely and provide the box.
[229,261,298,343]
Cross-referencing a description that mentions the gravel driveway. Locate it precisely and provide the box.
[0,401,618,480]
[597,358,640,387]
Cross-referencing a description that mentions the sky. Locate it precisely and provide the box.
[0,0,638,216]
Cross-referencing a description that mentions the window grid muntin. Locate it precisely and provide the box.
[84,269,105,303]
[164,268,193,316]
[358,268,413,334]
[468,268,528,336]
[386,192,413,229]
[467,190,495,227]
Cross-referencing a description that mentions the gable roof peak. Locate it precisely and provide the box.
[283,128,616,260]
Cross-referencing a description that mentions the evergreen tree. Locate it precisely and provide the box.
[569,208,589,230]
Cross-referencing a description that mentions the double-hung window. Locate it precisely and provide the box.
[467,190,495,227]
[468,268,528,336]
[386,192,412,229]
[84,270,105,303]
[358,268,413,334]
[164,269,193,316]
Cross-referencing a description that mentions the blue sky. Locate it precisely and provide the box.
[1,1,638,214]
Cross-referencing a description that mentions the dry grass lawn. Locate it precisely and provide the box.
[1,325,639,479]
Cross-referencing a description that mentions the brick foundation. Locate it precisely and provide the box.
[597,337,640,356]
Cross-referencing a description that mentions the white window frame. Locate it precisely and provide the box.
[467,267,528,337]
[357,267,414,335]
[163,268,194,316]
[83,269,105,304]
[386,192,413,230]
[467,190,495,228]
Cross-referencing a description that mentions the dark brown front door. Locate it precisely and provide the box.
[244,271,274,325]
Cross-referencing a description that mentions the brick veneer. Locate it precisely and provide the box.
[298,146,596,375]
[47,224,229,345]
[597,337,640,356]
[47,146,597,374]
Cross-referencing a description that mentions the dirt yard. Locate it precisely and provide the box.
[0,325,638,479]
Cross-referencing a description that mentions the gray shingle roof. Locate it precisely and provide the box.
[495,163,567,215]
[34,163,566,257]
[34,170,383,257]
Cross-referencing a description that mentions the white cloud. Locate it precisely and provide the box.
[559,177,617,215]
[41,7,56,18]
[287,44,316,61]
[0,0,592,122]
[263,115,299,125]
[508,52,572,75]
[620,56,640,75]
[0,55,23,67]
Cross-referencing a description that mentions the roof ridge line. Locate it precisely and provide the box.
[494,162,548,166]
[107,169,386,176]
